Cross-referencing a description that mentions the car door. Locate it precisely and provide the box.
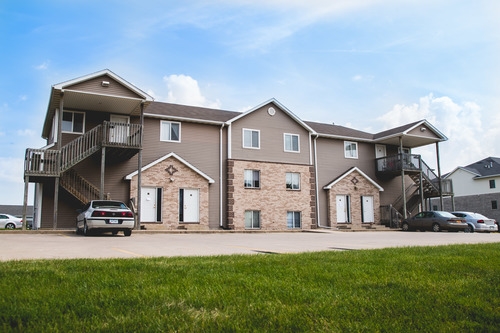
[422,212,436,230]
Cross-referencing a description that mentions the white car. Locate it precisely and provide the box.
[76,200,135,236]
[451,211,498,233]
[0,214,23,229]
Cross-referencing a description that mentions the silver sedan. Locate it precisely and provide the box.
[0,214,23,229]
[451,212,498,233]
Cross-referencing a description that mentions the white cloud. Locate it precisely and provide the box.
[0,157,24,184]
[377,94,495,173]
[34,61,50,70]
[163,74,221,109]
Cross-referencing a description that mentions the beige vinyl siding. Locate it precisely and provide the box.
[230,104,311,165]
[65,75,143,99]
[141,117,226,228]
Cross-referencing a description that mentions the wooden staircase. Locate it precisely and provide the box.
[25,121,142,203]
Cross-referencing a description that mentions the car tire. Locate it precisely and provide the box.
[83,221,90,236]
[432,223,441,232]
[464,224,473,233]
[123,229,132,237]
[401,222,410,231]
[5,223,15,230]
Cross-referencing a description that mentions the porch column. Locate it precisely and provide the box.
[136,102,145,230]
[400,136,407,219]
[435,142,444,210]
[100,146,106,199]
[53,93,64,229]
[22,176,29,230]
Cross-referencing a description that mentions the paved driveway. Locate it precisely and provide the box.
[1,230,499,261]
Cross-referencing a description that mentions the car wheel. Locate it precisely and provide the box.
[5,223,15,230]
[83,221,90,236]
[464,224,473,233]
[401,222,410,231]
[123,229,132,237]
[432,223,441,232]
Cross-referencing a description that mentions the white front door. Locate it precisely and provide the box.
[181,189,199,223]
[110,115,130,143]
[362,196,375,223]
[141,187,157,222]
[375,144,387,170]
[336,195,350,223]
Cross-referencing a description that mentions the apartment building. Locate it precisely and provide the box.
[23,69,450,231]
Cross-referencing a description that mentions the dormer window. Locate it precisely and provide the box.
[62,111,85,134]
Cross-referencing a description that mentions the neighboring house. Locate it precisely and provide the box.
[432,157,500,221]
[22,69,451,231]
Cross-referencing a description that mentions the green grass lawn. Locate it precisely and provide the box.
[1,243,499,332]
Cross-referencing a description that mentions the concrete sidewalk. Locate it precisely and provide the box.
[1,230,500,261]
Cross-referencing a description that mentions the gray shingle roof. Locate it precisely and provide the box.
[462,157,500,177]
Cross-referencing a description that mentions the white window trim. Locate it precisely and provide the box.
[287,211,302,229]
[242,128,260,149]
[245,210,261,229]
[160,121,181,142]
[62,110,85,134]
[244,169,260,189]
[344,141,358,159]
[284,133,300,153]
[286,172,300,190]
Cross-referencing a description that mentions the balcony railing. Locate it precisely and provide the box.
[25,121,142,177]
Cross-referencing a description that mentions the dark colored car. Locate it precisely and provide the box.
[76,200,135,236]
[402,211,467,232]
[451,211,498,233]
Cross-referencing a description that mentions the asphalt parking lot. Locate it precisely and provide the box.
[1,230,500,261]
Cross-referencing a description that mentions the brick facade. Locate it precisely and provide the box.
[325,169,381,228]
[227,159,316,230]
[129,156,210,230]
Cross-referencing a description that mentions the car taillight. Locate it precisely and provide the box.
[477,220,484,223]
[121,212,133,218]
[91,210,107,217]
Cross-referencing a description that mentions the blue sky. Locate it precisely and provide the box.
[1,0,499,205]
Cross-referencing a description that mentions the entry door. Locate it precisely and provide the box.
[362,196,375,223]
[336,195,350,223]
[375,144,387,170]
[109,115,130,143]
[141,187,157,222]
[180,189,199,223]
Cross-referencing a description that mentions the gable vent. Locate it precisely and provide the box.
[101,81,110,87]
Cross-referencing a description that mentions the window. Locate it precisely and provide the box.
[344,141,358,159]
[286,172,300,190]
[244,170,260,188]
[62,111,84,134]
[243,129,260,149]
[245,210,260,229]
[492,200,498,210]
[490,180,496,189]
[160,121,180,142]
[287,211,301,229]
[284,133,299,152]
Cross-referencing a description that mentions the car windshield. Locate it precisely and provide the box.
[92,201,127,209]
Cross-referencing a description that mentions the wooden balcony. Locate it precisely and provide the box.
[376,153,453,197]
[24,121,142,179]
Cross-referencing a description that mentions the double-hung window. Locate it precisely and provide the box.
[243,128,260,149]
[160,121,180,142]
[284,133,299,152]
[245,210,260,229]
[62,111,85,134]
[286,172,300,190]
[287,211,301,229]
[344,141,358,159]
[490,180,496,189]
[244,170,260,188]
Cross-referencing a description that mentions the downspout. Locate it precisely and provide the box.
[436,142,444,210]
[136,102,145,230]
[219,123,225,228]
